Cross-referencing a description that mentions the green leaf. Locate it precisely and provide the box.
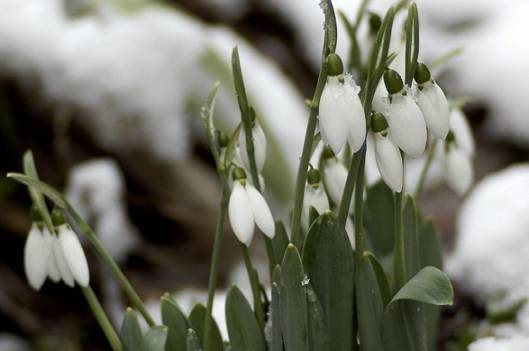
[186,329,201,351]
[308,206,320,230]
[271,221,289,270]
[363,181,394,256]
[382,300,426,351]
[22,151,54,231]
[305,283,329,351]
[121,309,145,351]
[225,286,266,351]
[280,244,309,351]
[302,213,354,351]
[200,82,222,166]
[403,196,421,280]
[390,266,453,306]
[161,295,190,351]
[356,254,385,351]
[189,304,223,351]
[144,326,168,351]
[7,173,68,209]
[271,266,283,351]
[365,252,391,306]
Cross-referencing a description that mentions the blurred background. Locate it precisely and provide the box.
[0,0,528,350]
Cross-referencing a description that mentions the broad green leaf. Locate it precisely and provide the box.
[363,181,394,256]
[189,304,223,351]
[225,286,265,351]
[271,221,289,270]
[270,266,283,351]
[186,329,201,351]
[308,206,320,230]
[161,295,190,351]
[365,252,391,306]
[121,309,145,351]
[356,254,385,351]
[144,326,168,351]
[280,244,308,351]
[390,266,453,306]
[302,213,354,351]
[305,283,329,351]
[382,300,427,351]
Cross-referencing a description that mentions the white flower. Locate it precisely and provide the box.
[322,158,348,206]
[445,146,473,196]
[386,93,427,158]
[319,76,366,154]
[24,224,53,290]
[239,123,267,172]
[58,225,90,287]
[416,82,450,139]
[374,133,403,193]
[450,108,475,156]
[228,180,275,246]
[372,81,389,114]
[302,184,330,229]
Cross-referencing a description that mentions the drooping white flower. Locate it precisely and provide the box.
[444,145,474,196]
[228,180,275,246]
[302,184,330,229]
[24,224,53,290]
[386,93,427,158]
[52,234,75,287]
[450,108,475,156]
[322,158,348,206]
[239,123,267,172]
[58,225,90,287]
[319,75,366,154]
[374,133,403,193]
[416,82,450,139]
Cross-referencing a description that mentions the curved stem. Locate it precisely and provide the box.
[414,140,437,199]
[241,244,265,331]
[82,286,122,351]
[203,188,229,351]
[338,147,364,225]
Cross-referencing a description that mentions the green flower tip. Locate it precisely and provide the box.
[384,69,404,94]
[51,208,66,227]
[326,53,344,76]
[321,145,336,160]
[30,205,43,223]
[307,167,321,186]
[446,130,456,144]
[414,63,432,85]
[249,107,257,123]
[216,130,229,148]
[371,112,389,133]
[368,12,382,34]
[232,167,247,181]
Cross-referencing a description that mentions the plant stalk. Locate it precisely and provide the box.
[414,140,437,199]
[241,244,265,331]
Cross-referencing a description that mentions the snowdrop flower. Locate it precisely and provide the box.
[228,168,275,246]
[371,113,403,193]
[450,108,475,156]
[414,63,450,140]
[384,69,427,158]
[319,54,366,154]
[302,167,330,229]
[321,148,348,206]
[24,222,53,290]
[444,132,474,196]
[56,223,90,287]
[239,119,267,172]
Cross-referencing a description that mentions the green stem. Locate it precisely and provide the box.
[353,151,366,263]
[338,148,363,225]
[414,140,437,199]
[392,191,406,291]
[203,188,229,351]
[241,244,265,331]
[81,286,122,351]
[65,211,156,327]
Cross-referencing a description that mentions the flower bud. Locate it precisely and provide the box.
[445,146,473,196]
[326,53,344,76]
[216,130,230,148]
[416,82,450,139]
[414,63,431,85]
[384,69,404,95]
[58,225,90,287]
[370,112,388,133]
[323,158,348,206]
[51,208,66,227]
[368,12,382,34]
[239,123,267,173]
[232,167,247,182]
[374,133,403,193]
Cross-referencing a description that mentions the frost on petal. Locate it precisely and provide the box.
[417,83,450,139]
[450,108,475,156]
[246,185,275,239]
[322,158,348,206]
[228,182,255,246]
[53,236,75,287]
[302,185,330,229]
[387,94,427,158]
[239,124,267,172]
[24,224,51,290]
[445,147,474,196]
[319,77,350,154]
[59,226,90,287]
[374,133,403,193]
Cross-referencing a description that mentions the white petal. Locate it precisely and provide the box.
[43,229,61,282]
[343,76,366,152]
[445,147,474,196]
[246,185,275,239]
[53,236,75,287]
[450,108,475,156]
[302,185,330,229]
[323,158,348,206]
[59,226,90,287]
[374,133,403,193]
[228,181,255,246]
[372,81,390,114]
[319,77,351,154]
[417,83,450,139]
[387,94,427,158]
[239,124,267,172]
[24,224,51,290]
